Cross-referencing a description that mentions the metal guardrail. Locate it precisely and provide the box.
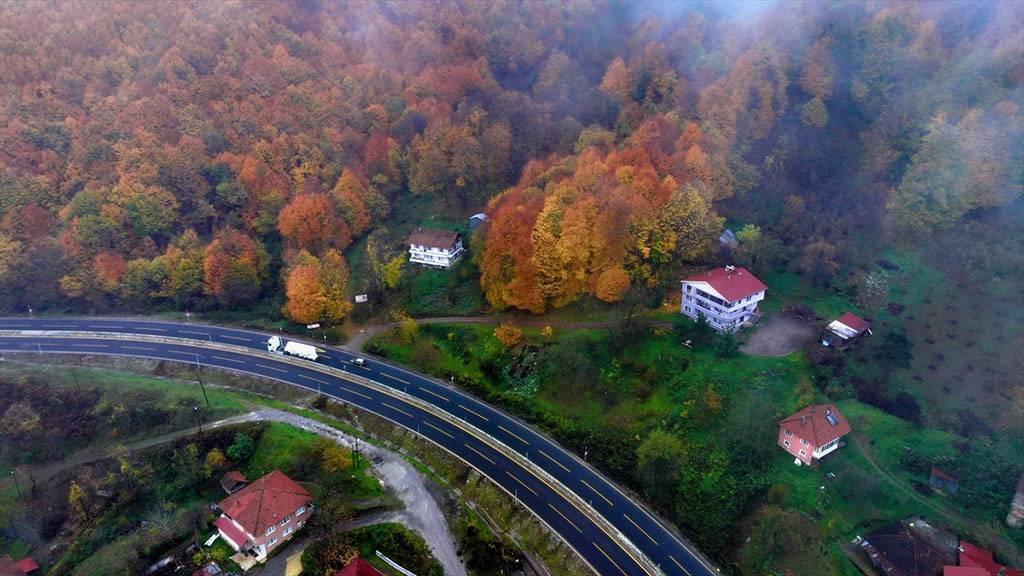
[0,330,665,576]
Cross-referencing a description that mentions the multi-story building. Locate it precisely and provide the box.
[408,227,464,268]
[214,470,313,563]
[777,403,851,466]
[680,266,766,332]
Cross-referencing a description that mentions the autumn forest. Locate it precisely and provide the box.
[0,0,1021,321]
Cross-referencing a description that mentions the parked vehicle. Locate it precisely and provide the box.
[267,335,318,361]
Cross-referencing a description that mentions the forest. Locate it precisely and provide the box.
[1,0,1020,320]
[1,1,1023,573]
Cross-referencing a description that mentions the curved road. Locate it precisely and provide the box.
[0,317,717,576]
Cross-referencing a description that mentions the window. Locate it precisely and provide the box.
[283,526,293,537]
[296,506,306,516]
[265,525,276,536]
[783,440,790,447]
[268,536,277,546]
[686,285,692,293]
[798,449,806,456]
[280,515,290,525]
[800,438,809,446]
[784,429,792,436]
[684,306,691,313]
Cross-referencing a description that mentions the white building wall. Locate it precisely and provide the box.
[680,281,764,332]
[409,240,464,268]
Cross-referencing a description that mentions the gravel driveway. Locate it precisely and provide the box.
[740,314,816,356]
[240,408,467,576]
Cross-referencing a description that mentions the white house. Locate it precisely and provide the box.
[680,266,766,332]
[408,227,464,268]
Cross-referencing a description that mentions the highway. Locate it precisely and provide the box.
[0,317,718,576]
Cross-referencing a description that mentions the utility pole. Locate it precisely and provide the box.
[10,470,21,498]
[194,353,210,408]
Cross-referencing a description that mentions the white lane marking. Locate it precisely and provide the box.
[499,424,529,445]
[424,421,454,439]
[505,470,538,496]
[255,363,287,373]
[464,443,496,466]
[381,401,414,419]
[459,404,489,421]
[538,449,571,473]
[211,355,243,364]
[220,335,250,342]
[622,512,658,546]
[417,386,449,402]
[581,479,615,507]
[548,503,582,533]
[382,372,409,385]
[592,542,628,576]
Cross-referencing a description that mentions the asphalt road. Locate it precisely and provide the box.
[0,317,718,576]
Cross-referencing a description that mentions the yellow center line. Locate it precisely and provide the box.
[670,554,691,575]
[424,421,454,439]
[381,401,414,419]
[255,363,287,373]
[463,443,496,466]
[547,503,582,533]
[498,424,529,445]
[580,478,615,507]
[622,512,658,546]
[381,373,409,385]
[505,470,538,496]
[538,449,571,473]
[211,355,243,364]
[459,404,489,421]
[591,542,628,576]
[417,386,449,402]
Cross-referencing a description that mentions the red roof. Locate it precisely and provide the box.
[408,227,459,250]
[944,567,990,576]
[334,557,385,576]
[215,516,250,548]
[683,267,766,303]
[217,470,312,537]
[837,312,869,333]
[0,556,38,576]
[779,403,851,447]
[955,542,1022,576]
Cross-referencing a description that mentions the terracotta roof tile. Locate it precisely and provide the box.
[779,403,851,447]
[217,470,311,536]
[334,557,385,576]
[837,312,869,332]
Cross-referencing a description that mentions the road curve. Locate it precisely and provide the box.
[0,317,718,576]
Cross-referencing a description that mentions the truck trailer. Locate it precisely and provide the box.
[267,335,319,361]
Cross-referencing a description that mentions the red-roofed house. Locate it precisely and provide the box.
[214,470,313,563]
[778,403,851,465]
[408,227,464,268]
[681,266,766,332]
[334,556,385,576]
[822,312,872,348]
[947,542,1024,576]
[0,555,38,576]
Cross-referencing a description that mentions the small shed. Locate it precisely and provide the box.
[929,468,959,494]
[821,312,871,348]
[718,228,739,248]
[220,470,247,495]
[469,213,488,231]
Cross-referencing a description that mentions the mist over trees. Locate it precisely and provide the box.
[0,0,1021,318]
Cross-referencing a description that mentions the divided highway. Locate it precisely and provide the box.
[0,317,718,576]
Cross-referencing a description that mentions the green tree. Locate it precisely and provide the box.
[800,97,829,128]
[636,430,687,508]
[226,433,255,462]
[712,331,740,358]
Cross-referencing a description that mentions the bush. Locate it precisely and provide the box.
[226,432,255,461]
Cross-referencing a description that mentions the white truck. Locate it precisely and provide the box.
[267,335,318,361]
